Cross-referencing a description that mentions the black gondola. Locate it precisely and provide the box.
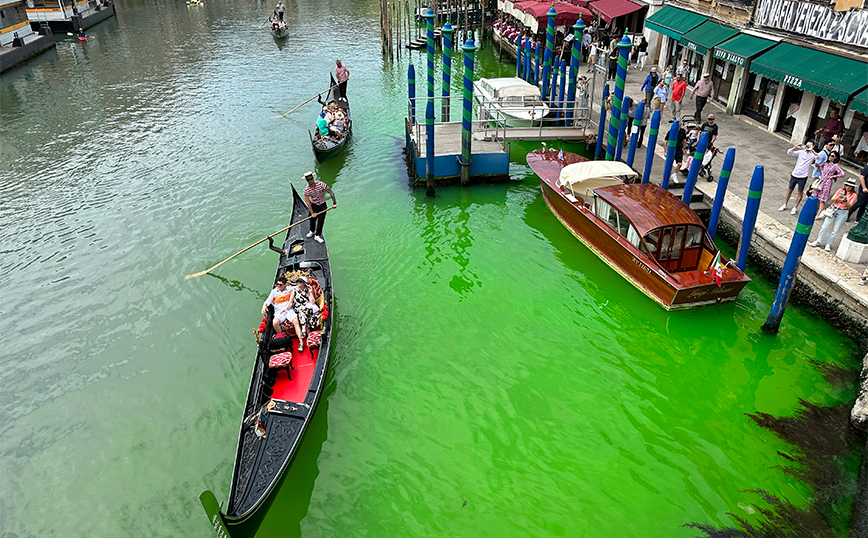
[269,16,289,38]
[310,74,352,162]
[200,185,334,538]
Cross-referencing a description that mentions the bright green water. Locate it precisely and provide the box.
[0,1,858,536]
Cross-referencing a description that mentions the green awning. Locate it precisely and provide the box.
[713,33,776,68]
[750,42,868,104]
[852,88,868,116]
[679,21,739,56]
[644,5,706,41]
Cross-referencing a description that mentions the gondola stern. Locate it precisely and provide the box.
[200,490,234,538]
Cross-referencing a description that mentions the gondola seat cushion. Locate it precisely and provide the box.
[307,331,322,348]
[269,351,294,368]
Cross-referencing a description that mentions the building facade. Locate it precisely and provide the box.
[642,0,868,166]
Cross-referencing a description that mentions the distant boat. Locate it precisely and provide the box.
[474,77,550,127]
[527,148,750,309]
[200,184,334,537]
[186,0,203,6]
[310,74,351,162]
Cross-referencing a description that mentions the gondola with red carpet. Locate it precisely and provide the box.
[200,184,334,537]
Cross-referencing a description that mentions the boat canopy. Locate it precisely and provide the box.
[480,77,542,99]
[557,161,639,190]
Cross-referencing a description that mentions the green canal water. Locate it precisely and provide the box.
[0,0,859,536]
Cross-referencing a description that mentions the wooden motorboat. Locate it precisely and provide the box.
[473,77,550,127]
[200,184,334,537]
[527,148,750,310]
[310,74,351,162]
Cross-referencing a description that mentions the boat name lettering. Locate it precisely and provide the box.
[631,257,652,274]
[687,285,733,299]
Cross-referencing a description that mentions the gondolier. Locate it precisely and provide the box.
[335,59,349,96]
[303,172,337,243]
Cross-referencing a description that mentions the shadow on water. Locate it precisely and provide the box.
[208,273,267,300]
[410,185,509,299]
[684,362,866,537]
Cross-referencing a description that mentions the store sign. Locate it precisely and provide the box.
[686,41,697,51]
[713,49,746,67]
[783,74,803,88]
[756,0,868,48]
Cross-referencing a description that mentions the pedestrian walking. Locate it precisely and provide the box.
[669,73,686,122]
[652,80,668,112]
[335,59,349,97]
[815,107,845,147]
[779,141,817,215]
[576,76,590,121]
[663,65,673,88]
[811,151,846,219]
[607,46,618,80]
[581,31,591,62]
[587,41,598,73]
[699,114,718,147]
[690,73,714,122]
[848,163,868,223]
[675,59,689,79]
[640,67,659,106]
[302,172,337,243]
[810,177,858,251]
[634,36,648,70]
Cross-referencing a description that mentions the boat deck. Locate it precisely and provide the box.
[412,122,505,158]
[271,342,319,403]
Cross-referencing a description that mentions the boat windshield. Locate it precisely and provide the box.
[595,197,648,254]
[501,95,543,107]
[644,225,708,272]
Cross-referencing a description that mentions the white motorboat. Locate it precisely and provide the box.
[473,77,550,127]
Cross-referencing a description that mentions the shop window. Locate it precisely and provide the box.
[741,72,778,126]
[711,59,733,106]
[844,112,868,167]
[776,85,803,137]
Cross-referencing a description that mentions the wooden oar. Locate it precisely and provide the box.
[185,207,335,280]
[273,85,337,118]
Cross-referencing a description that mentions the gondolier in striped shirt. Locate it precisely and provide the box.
[335,60,349,97]
[303,172,337,244]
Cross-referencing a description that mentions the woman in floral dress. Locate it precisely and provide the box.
[812,151,845,219]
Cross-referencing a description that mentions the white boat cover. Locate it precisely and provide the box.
[480,78,542,99]
[557,161,640,190]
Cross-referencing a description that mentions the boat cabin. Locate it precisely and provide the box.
[478,77,544,107]
[556,162,717,274]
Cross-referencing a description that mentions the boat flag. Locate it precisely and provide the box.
[710,251,723,287]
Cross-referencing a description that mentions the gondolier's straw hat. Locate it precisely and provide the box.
[303,171,314,179]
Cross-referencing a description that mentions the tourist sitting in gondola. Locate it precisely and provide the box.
[315,111,330,140]
[261,276,302,338]
[330,109,347,138]
[290,276,319,341]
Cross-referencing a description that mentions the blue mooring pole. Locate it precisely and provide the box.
[524,37,532,82]
[642,109,660,182]
[549,57,560,111]
[516,34,522,77]
[595,84,609,159]
[605,34,632,161]
[762,196,819,334]
[681,131,708,204]
[736,165,764,271]
[442,22,454,122]
[557,59,567,123]
[534,42,540,86]
[660,120,679,189]
[542,6,556,100]
[566,20,584,125]
[615,96,630,161]
[460,39,476,186]
[425,9,435,196]
[408,64,416,125]
[708,148,735,240]
[626,101,644,167]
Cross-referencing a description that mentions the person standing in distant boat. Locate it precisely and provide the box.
[335,59,349,97]
[302,172,337,244]
[77,27,86,39]
[275,1,285,20]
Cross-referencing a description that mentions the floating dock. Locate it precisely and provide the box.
[404,119,510,185]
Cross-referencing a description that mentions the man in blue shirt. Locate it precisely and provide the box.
[640,67,659,107]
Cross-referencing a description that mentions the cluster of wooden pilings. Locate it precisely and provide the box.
[379,0,492,59]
